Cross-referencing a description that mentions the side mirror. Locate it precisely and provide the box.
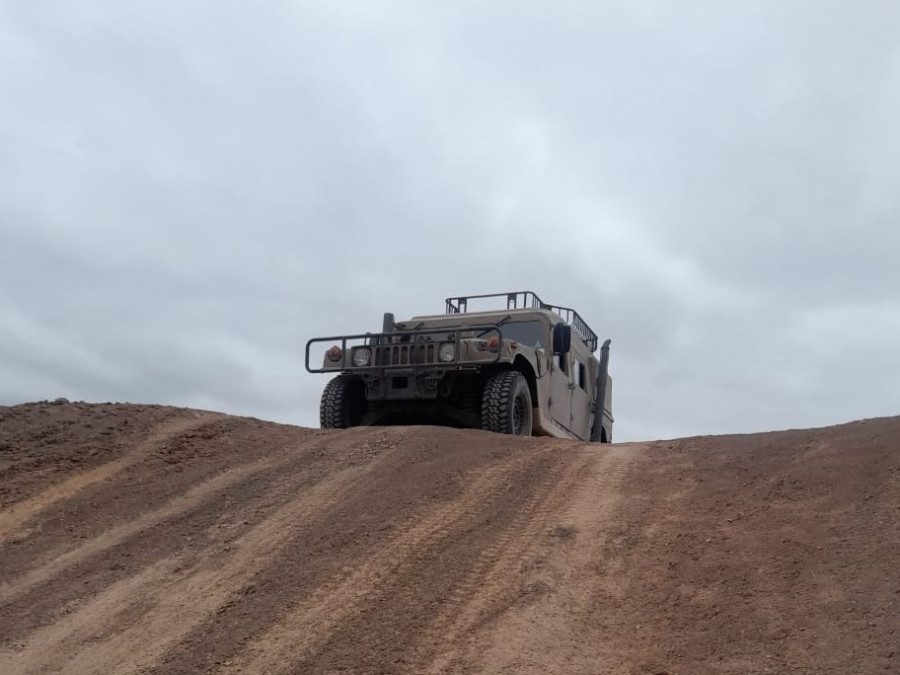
[552,323,571,355]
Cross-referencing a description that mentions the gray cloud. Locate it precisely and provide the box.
[2,1,898,440]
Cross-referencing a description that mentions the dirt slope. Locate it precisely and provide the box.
[0,401,898,675]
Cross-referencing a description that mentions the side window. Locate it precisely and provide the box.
[577,360,586,389]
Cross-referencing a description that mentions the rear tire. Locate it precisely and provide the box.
[481,371,533,436]
[320,375,366,429]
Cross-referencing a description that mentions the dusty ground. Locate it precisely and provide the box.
[0,401,898,674]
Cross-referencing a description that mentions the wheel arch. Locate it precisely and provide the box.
[484,356,538,404]
[511,355,539,404]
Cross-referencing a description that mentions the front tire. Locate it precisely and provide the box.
[320,375,366,429]
[481,371,533,436]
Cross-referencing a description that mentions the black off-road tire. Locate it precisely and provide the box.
[319,375,366,429]
[481,371,533,436]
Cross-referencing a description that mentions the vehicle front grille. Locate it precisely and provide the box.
[376,343,437,366]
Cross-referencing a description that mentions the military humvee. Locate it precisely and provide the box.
[305,291,613,442]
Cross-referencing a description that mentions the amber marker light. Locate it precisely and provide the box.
[327,345,342,362]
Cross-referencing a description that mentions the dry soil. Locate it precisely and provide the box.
[0,401,898,674]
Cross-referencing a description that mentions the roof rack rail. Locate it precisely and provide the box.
[444,291,599,352]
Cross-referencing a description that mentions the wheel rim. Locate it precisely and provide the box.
[512,395,526,434]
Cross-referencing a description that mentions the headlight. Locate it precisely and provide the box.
[438,342,456,362]
[352,347,372,366]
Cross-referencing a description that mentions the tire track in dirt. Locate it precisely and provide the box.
[0,447,388,675]
[464,443,641,674]
[143,429,544,675]
[285,444,578,675]
[0,426,347,650]
[0,557,185,675]
[0,422,340,585]
[0,453,283,605]
[0,412,220,544]
[420,442,604,674]
[217,450,543,675]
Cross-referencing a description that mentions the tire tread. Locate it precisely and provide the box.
[320,375,360,429]
[481,371,531,435]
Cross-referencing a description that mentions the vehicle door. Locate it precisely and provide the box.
[568,348,593,440]
[549,350,574,433]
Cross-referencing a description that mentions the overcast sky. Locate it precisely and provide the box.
[2,1,898,441]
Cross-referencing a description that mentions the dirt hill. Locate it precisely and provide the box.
[0,401,897,674]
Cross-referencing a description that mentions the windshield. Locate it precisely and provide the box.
[496,320,546,350]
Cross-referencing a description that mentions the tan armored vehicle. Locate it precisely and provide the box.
[305,291,613,442]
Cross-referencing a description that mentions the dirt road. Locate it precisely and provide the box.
[1,401,898,674]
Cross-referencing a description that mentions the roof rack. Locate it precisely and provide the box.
[444,291,599,352]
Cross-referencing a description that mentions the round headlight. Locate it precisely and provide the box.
[352,347,372,367]
[438,342,456,362]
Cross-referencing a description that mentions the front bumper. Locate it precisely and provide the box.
[305,325,505,375]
